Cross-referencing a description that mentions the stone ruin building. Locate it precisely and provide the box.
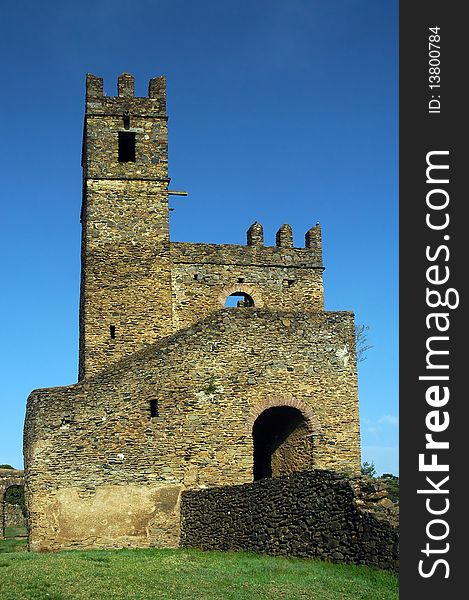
[24,74,361,552]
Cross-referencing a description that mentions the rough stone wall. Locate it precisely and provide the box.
[80,180,172,378]
[180,470,399,572]
[24,308,359,551]
[170,241,324,332]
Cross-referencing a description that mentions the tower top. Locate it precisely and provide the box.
[85,73,166,115]
[82,73,169,182]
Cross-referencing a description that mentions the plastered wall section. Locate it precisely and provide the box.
[24,308,360,552]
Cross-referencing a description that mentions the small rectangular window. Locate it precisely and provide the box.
[118,131,136,162]
[150,400,158,418]
[110,325,116,339]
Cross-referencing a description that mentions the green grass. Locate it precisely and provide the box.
[0,540,398,600]
[0,527,28,554]
[0,536,27,554]
[4,525,27,538]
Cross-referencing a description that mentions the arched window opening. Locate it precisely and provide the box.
[252,406,311,481]
[224,292,254,308]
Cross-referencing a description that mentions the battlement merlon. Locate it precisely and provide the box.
[85,73,167,117]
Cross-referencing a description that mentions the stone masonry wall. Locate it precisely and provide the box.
[80,180,173,378]
[24,308,359,551]
[180,470,398,572]
[170,241,324,332]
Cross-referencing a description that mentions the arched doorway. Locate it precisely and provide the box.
[2,485,26,538]
[0,469,26,539]
[224,292,254,308]
[252,406,312,480]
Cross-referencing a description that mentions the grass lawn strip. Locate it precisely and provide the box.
[0,544,398,600]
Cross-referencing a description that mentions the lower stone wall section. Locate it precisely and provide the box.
[180,469,398,572]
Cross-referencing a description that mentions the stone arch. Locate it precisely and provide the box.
[224,291,254,308]
[218,284,264,309]
[248,397,321,481]
[247,396,321,434]
[0,469,25,539]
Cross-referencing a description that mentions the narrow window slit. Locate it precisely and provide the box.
[150,399,159,418]
[110,325,116,339]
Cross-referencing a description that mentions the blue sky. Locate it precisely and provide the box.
[0,0,398,475]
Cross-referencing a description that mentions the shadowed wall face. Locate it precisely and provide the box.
[253,407,311,480]
[180,470,399,573]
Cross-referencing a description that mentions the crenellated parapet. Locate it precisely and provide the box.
[85,73,167,115]
[246,222,323,251]
[117,73,134,98]
[85,74,104,99]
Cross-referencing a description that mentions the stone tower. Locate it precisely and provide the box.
[79,73,172,379]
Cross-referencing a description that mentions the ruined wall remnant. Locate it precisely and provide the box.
[181,470,399,572]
